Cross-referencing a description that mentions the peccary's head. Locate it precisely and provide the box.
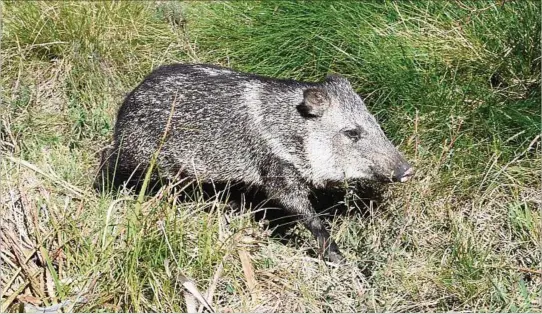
[298,74,414,185]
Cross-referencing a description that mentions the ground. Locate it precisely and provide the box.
[1,1,541,312]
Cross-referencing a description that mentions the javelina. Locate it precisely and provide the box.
[96,63,414,263]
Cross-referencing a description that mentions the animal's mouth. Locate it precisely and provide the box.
[398,167,415,182]
[373,168,415,183]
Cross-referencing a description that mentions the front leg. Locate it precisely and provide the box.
[264,181,345,263]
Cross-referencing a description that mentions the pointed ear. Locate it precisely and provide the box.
[297,88,330,118]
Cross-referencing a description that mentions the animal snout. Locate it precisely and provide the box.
[392,163,415,182]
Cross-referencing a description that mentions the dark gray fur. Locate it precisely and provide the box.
[96,63,412,263]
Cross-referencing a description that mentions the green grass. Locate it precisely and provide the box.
[1,0,540,312]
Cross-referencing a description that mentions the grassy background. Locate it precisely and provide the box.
[1,1,540,312]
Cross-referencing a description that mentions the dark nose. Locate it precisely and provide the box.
[392,163,415,182]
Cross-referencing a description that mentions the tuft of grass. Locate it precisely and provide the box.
[1,0,540,312]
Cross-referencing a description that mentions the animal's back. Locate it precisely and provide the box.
[103,64,305,188]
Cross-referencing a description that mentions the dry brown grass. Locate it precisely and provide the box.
[1,1,541,312]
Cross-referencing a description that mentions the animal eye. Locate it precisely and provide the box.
[343,128,362,141]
